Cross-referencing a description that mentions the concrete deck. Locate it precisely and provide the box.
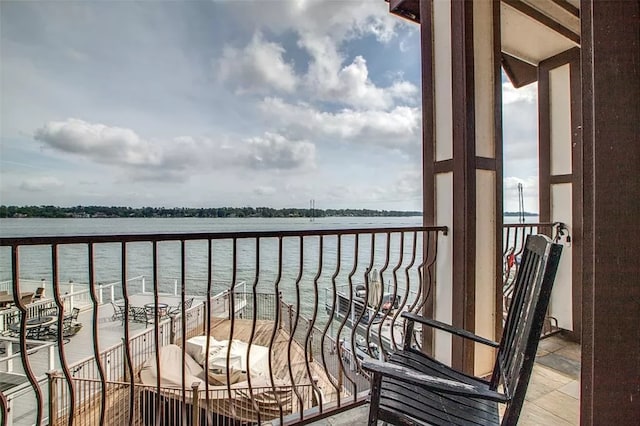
[1,293,207,425]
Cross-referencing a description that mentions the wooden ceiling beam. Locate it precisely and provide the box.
[388,0,420,24]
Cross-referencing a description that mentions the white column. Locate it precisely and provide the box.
[549,64,573,330]
[473,0,498,377]
[432,0,454,366]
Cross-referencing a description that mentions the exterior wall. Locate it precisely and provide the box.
[550,183,572,329]
[420,0,502,375]
[538,48,581,335]
[581,0,640,422]
[434,172,453,365]
[432,0,454,365]
[434,0,453,163]
[475,170,496,375]
[473,0,499,377]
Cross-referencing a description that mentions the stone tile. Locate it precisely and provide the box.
[558,380,580,399]
[534,390,580,424]
[556,343,581,363]
[525,378,560,402]
[537,347,550,357]
[536,353,581,380]
[530,364,574,389]
[538,336,566,353]
[518,401,576,426]
[306,404,370,425]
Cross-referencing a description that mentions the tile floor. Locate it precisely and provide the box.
[309,334,581,425]
[519,334,580,425]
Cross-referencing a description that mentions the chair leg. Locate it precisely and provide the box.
[368,372,383,426]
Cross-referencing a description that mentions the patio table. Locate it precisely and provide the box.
[144,302,169,318]
[8,316,56,332]
[8,315,57,340]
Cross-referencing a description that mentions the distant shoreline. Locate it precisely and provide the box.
[1,205,539,219]
[0,205,422,219]
[503,212,539,217]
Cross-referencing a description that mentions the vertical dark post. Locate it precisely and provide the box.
[581,0,640,423]
[47,371,59,425]
[419,0,436,358]
[170,316,176,344]
[122,339,129,382]
[191,382,200,425]
[288,303,293,335]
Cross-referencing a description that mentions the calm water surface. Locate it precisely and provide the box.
[0,216,422,238]
[0,217,427,312]
[0,216,536,314]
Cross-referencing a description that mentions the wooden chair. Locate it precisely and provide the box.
[362,234,562,426]
[33,287,46,300]
[0,290,9,309]
[20,292,34,305]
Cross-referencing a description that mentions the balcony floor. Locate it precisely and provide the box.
[308,334,581,426]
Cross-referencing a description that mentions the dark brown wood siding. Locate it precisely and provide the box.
[581,0,640,423]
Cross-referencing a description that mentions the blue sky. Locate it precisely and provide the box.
[0,0,538,212]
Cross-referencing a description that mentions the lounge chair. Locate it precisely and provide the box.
[19,292,34,305]
[33,287,46,300]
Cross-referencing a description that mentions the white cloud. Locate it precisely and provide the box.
[20,176,64,192]
[259,98,421,149]
[226,1,402,45]
[392,170,422,198]
[253,186,277,196]
[502,80,539,179]
[217,1,417,111]
[34,118,162,166]
[219,30,419,110]
[34,119,317,180]
[303,52,418,109]
[246,132,316,170]
[318,168,422,207]
[2,1,428,210]
[216,32,298,94]
[502,82,537,105]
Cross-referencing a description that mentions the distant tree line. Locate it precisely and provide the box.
[0,205,423,219]
[503,211,539,217]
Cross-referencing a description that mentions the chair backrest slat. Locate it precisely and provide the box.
[489,234,562,425]
[503,249,541,384]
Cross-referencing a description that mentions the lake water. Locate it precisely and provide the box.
[0,217,428,310]
[0,215,535,314]
[0,216,422,238]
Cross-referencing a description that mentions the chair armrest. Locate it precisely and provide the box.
[361,358,508,403]
[401,312,499,348]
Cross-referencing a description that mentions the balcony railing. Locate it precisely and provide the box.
[502,221,568,334]
[0,225,446,425]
